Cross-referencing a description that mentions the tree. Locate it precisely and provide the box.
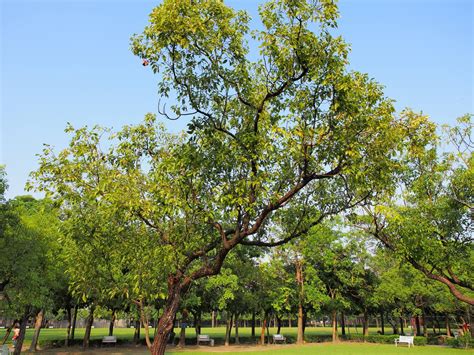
[32,1,430,354]
[359,114,473,305]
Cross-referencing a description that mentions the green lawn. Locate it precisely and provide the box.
[0,327,466,354]
[167,343,468,355]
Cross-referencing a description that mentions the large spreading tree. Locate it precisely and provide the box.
[31,1,431,354]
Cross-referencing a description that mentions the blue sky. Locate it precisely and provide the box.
[1,0,473,199]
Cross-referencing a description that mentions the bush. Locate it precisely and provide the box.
[446,334,474,349]
[341,334,427,346]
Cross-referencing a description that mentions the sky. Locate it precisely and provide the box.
[1,0,473,199]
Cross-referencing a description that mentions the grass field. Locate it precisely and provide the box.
[0,327,466,354]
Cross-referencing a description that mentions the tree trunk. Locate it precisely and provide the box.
[276,315,282,334]
[235,313,240,345]
[29,309,44,351]
[1,321,15,345]
[362,311,369,337]
[13,312,29,355]
[260,315,267,345]
[65,307,72,347]
[332,310,338,342]
[150,278,182,355]
[296,257,305,344]
[288,314,292,328]
[380,312,385,335]
[445,314,451,337]
[211,311,216,328]
[251,311,256,338]
[139,304,152,349]
[341,312,346,336]
[224,313,233,346]
[133,320,141,345]
[109,309,116,336]
[414,316,420,336]
[83,305,95,349]
[297,302,304,344]
[71,305,78,341]
[399,317,404,336]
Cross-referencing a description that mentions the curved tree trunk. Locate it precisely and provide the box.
[380,311,385,335]
[29,309,44,351]
[150,277,182,355]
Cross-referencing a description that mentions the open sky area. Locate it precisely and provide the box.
[1,0,473,199]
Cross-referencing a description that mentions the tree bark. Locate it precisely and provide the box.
[235,313,240,345]
[211,310,216,328]
[150,277,182,355]
[13,310,30,355]
[224,313,233,346]
[83,305,95,349]
[276,315,282,334]
[139,303,152,349]
[399,317,404,336]
[362,311,369,337]
[133,320,141,345]
[341,312,346,336]
[445,314,451,337]
[251,311,256,338]
[260,315,267,345]
[332,310,338,342]
[109,309,116,336]
[380,311,385,335]
[65,307,72,347]
[29,309,44,351]
[1,320,15,346]
[71,305,78,341]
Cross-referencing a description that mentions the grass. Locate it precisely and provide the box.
[0,327,465,354]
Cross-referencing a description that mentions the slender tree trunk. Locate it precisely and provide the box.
[445,315,451,337]
[71,305,78,341]
[266,319,270,345]
[139,303,152,349]
[1,320,15,345]
[251,311,256,338]
[260,315,267,345]
[414,316,420,336]
[150,278,183,355]
[211,311,216,328]
[296,257,305,344]
[332,310,338,342]
[380,312,385,335]
[224,313,233,346]
[399,317,404,336]
[29,309,44,351]
[363,311,369,337]
[109,309,116,336]
[288,314,292,328]
[276,315,282,334]
[83,305,95,349]
[341,312,346,336]
[235,313,240,345]
[65,307,72,347]
[13,311,29,355]
[133,320,141,345]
